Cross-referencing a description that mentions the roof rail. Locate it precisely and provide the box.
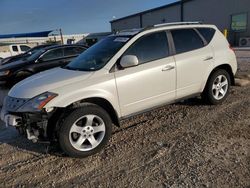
[154,21,203,28]
[113,21,204,36]
[117,28,142,33]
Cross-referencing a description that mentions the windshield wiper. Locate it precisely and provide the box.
[63,66,81,71]
[63,66,94,72]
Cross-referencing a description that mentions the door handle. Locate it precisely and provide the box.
[203,56,213,61]
[162,65,175,71]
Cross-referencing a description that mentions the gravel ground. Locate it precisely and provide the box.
[0,50,249,188]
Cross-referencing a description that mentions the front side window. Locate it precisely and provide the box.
[64,47,85,57]
[20,45,31,52]
[172,29,204,54]
[12,46,18,52]
[65,36,131,71]
[123,32,169,64]
[41,48,64,61]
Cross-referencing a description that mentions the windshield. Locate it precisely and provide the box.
[65,36,131,71]
[28,48,42,55]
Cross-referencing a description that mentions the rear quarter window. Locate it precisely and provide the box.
[197,28,216,44]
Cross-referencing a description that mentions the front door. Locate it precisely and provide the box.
[115,31,176,117]
[33,48,65,72]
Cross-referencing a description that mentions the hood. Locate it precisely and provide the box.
[1,54,27,65]
[9,67,93,98]
[0,59,29,70]
[0,57,11,65]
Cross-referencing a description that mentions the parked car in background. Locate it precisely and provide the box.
[0,44,54,65]
[77,32,111,47]
[0,22,237,158]
[0,44,87,85]
[0,44,31,60]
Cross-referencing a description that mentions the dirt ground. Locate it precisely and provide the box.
[0,50,249,188]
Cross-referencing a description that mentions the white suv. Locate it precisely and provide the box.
[1,22,237,157]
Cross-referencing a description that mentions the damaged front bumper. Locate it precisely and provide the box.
[1,94,61,143]
[1,106,53,143]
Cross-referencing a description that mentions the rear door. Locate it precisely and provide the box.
[115,31,176,117]
[171,28,214,98]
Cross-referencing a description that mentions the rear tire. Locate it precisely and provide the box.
[59,104,112,158]
[202,69,231,105]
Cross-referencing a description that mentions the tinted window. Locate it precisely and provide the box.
[86,38,98,47]
[64,47,85,57]
[197,28,216,43]
[12,46,18,52]
[20,45,31,52]
[41,48,63,61]
[124,32,169,64]
[172,29,204,54]
[26,49,45,61]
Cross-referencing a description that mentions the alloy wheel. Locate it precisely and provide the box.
[69,114,106,151]
[212,75,228,100]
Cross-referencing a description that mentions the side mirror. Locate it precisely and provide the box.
[120,55,139,68]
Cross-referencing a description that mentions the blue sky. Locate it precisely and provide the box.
[0,0,178,35]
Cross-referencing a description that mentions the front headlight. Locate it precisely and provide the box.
[17,92,58,112]
[0,70,10,76]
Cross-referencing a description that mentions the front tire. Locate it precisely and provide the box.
[202,69,231,105]
[59,104,112,158]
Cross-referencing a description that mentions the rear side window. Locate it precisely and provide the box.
[41,48,64,61]
[64,47,85,57]
[172,29,204,54]
[12,46,18,52]
[197,28,216,43]
[124,32,169,64]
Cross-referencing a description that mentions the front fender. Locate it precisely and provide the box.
[45,78,121,117]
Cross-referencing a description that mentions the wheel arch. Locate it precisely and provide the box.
[70,97,120,127]
[47,97,120,141]
[203,64,235,92]
[14,69,34,77]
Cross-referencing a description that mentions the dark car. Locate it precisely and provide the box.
[0,44,87,85]
[0,44,54,65]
